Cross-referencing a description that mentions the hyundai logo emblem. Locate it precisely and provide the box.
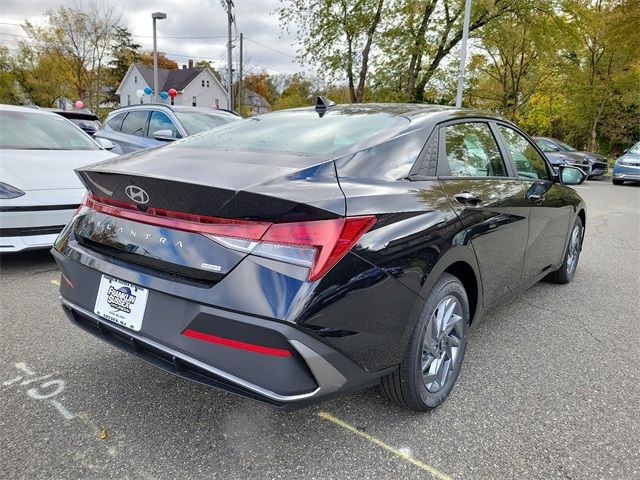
[125,185,149,204]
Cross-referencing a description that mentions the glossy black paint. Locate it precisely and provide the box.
[55,104,586,408]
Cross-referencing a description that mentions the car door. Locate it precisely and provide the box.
[116,110,153,153]
[496,124,573,281]
[436,120,530,306]
[147,110,181,144]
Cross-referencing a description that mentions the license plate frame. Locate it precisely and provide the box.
[94,275,148,331]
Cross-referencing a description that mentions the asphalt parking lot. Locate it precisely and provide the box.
[1,179,638,479]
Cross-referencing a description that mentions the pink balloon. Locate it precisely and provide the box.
[75,100,84,109]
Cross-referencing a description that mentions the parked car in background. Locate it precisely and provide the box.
[612,141,640,185]
[533,136,608,178]
[0,105,117,252]
[53,102,587,412]
[47,108,102,136]
[95,104,240,154]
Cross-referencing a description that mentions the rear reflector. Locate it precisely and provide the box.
[183,328,292,357]
[80,194,376,282]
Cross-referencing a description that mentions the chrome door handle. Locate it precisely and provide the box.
[454,191,482,205]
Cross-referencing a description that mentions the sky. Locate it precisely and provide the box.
[0,0,303,75]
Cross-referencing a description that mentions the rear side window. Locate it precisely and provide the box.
[444,123,506,177]
[148,111,179,138]
[105,113,126,132]
[499,126,548,180]
[121,111,148,137]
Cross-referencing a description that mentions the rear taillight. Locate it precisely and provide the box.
[81,194,376,281]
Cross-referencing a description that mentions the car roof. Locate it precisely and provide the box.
[0,103,60,116]
[256,103,509,133]
[105,103,239,117]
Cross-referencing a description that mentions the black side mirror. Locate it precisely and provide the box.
[557,165,587,185]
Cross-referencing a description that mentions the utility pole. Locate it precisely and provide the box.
[238,32,243,115]
[455,0,472,108]
[226,0,234,110]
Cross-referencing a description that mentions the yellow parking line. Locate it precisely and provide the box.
[317,411,451,480]
[51,279,60,286]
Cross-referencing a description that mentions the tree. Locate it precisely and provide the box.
[12,45,75,107]
[558,0,640,152]
[273,73,314,110]
[139,52,179,70]
[242,72,279,105]
[279,0,386,103]
[0,47,20,104]
[22,1,122,111]
[106,26,141,102]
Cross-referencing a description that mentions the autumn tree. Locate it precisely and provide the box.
[139,52,179,70]
[0,47,20,104]
[22,1,121,111]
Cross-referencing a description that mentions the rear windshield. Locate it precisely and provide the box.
[174,111,238,135]
[173,109,409,155]
[0,110,99,150]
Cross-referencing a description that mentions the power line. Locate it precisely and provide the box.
[243,36,295,59]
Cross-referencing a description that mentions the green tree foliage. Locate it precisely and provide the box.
[21,1,121,111]
[273,73,314,110]
[0,46,20,104]
[106,26,141,102]
[279,0,385,102]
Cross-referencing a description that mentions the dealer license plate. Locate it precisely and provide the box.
[94,275,148,331]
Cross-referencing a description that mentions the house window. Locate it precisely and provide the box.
[127,94,131,106]
[192,96,197,107]
[201,80,205,87]
[134,75,137,84]
[215,98,219,108]
[206,80,210,88]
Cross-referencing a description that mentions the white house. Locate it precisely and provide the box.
[116,60,229,109]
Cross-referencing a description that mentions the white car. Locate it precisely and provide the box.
[0,105,117,252]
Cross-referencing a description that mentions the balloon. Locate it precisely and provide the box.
[75,100,84,109]
[160,91,168,100]
[168,88,177,98]
[143,86,152,95]
[135,89,144,99]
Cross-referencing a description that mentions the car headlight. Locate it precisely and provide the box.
[0,182,26,199]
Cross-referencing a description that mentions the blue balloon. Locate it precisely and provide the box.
[160,91,168,99]
[143,86,152,95]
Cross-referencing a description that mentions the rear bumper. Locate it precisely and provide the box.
[52,247,385,410]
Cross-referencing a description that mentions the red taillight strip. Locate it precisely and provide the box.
[182,328,292,357]
[85,195,270,238]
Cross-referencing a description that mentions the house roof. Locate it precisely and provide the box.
[132,63,205,92]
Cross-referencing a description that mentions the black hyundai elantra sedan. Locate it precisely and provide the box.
[52,101,587,411]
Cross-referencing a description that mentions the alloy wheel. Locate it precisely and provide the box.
[421,295,465,393]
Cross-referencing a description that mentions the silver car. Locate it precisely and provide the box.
[95,104,240,154]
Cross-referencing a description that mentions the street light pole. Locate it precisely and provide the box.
[455,0,472,108]
[152,12,167,103]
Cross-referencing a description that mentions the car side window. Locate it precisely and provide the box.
[120,111,148,137]
[148,111,179,138]
[105,113,126,132]
[444,122,506,177]
[499,126,549,180]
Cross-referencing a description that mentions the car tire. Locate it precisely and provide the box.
[545,216,583,284]
[380,273,470,411]
[612,179,623,185]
